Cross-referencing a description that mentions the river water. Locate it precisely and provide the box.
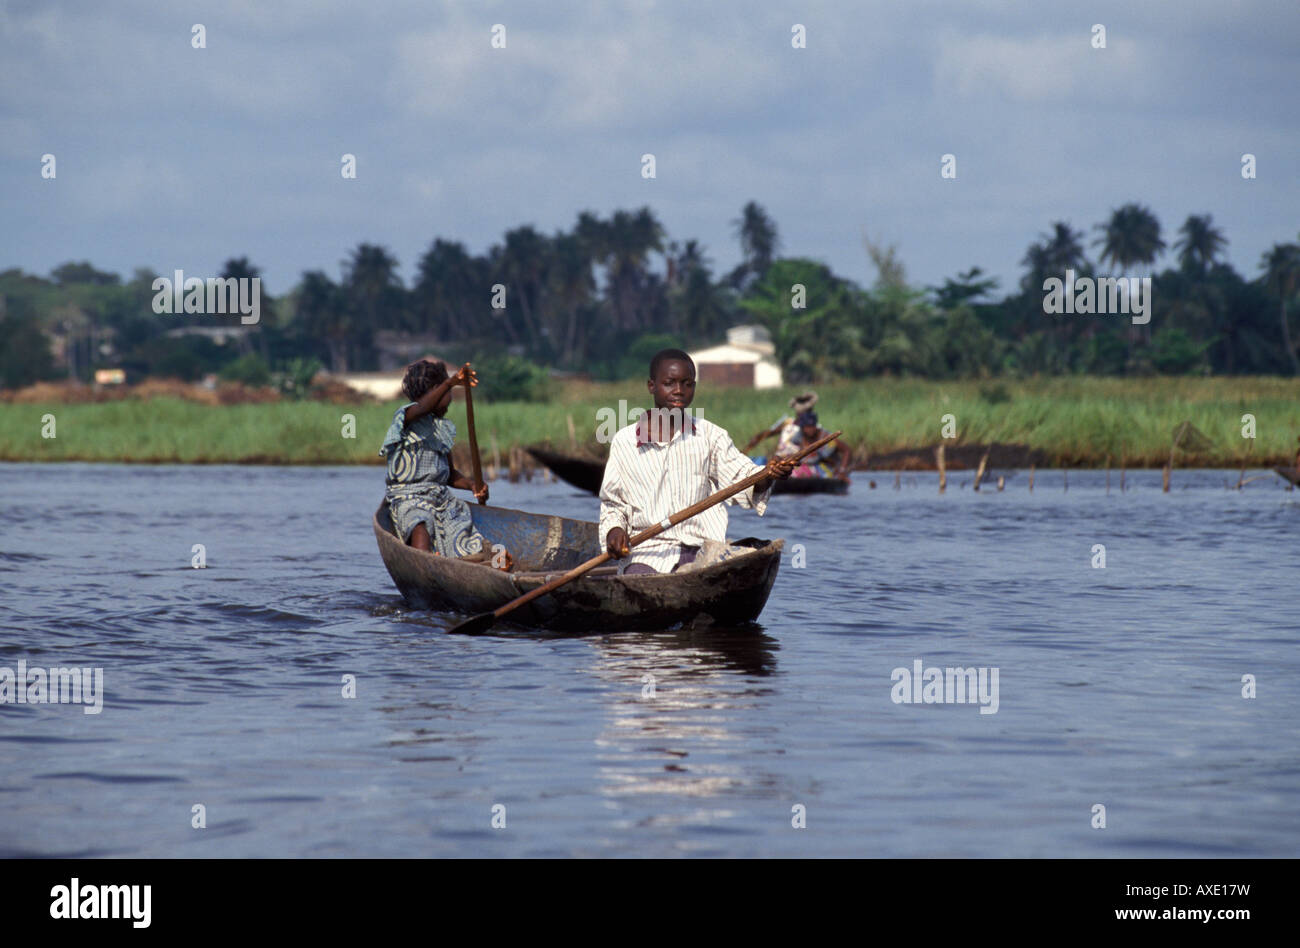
[1,463,1297,857]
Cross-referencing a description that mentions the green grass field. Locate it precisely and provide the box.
[2,377,1297,467]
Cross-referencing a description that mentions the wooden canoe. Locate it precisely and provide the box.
[373,501,783,631]
[774,474,850,495]
[525,446,605,494]
[526,445,850,496]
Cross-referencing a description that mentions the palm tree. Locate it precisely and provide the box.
[933,266,999,309]
[1095,203,1166,273]
[1260,241,1300,374]
[1019,240,1052,296]
[546,231,598,365]
[667,239,730,342]
[496,225,551,349]
[218,257,272,355]
[730,201,780,288]
[604,207,665,332]
[413,238,490,340]
[1042,222,1088,274]
[342,244,403,367]
[1095,203,1166,343]
[296,270,349,372]
[1174,215,1227,275]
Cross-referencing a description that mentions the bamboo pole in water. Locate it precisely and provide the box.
[936,444,946,493]
[973,450,989,492]
[1028,464,1035,492]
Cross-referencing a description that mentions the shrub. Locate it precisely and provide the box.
[218,353,272,386]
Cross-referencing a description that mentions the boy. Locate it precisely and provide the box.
[599,349,796,574]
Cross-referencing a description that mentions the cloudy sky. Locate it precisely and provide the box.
[3,0,1297,298]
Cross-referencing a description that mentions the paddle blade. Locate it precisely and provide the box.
[447,612,497,636]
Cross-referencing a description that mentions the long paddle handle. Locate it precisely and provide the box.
[483,429,842,622]
[462,367,486,504]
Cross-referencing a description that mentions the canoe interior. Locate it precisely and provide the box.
[377,499,600,572]
[373,501,784,631]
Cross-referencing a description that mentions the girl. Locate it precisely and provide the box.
[379,360,511,569]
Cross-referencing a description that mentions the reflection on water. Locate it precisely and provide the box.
[583,627,778,802]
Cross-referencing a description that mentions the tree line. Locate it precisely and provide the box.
[2,201,1298,391]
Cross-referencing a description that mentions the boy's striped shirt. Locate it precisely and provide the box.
[598,414,771,574]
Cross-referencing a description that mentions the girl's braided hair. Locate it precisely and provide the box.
[401,359,450,402]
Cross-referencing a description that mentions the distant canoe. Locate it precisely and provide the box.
[373,501,783,632]
[526,445,850,496]
[776,474,850,495]
[1276,467,1299,486]
[525,446,605,494]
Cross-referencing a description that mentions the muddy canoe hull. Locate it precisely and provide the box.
[373,502,783,632]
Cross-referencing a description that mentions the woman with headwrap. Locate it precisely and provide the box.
[743,393,851,479]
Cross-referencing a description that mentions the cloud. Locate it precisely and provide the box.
[390,16,786,131]
[934,30,1143,103]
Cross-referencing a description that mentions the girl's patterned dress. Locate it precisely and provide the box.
[379,404,489,557]
[752,415,838,477]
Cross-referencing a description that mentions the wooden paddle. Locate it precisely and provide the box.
[462,364,486,504]
[447,429,842,635]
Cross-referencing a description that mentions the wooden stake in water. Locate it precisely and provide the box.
[973,450,989,492]
[1236,439,1253,490]
[997,476,1005,491]
[1029,464,1035,492]
[936,444,947,494]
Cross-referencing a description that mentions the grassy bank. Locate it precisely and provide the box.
[1,377,1297,467]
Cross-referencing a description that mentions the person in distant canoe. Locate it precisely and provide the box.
[743,391,817,457]
[599,349,798,574]
[744,393,851,479]
[379,359,511,570]
[779,410,852,479]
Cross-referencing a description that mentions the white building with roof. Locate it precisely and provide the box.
[689,325,783,389]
